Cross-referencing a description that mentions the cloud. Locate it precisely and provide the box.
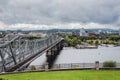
[0,21,118,30]
[0,0,120,29]
[0,21,8,30]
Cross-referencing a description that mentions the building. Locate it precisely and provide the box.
[88,32,96,37]
[119,28,120,35]
[79,28,87,36]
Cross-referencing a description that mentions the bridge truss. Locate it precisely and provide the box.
[0,34,63,72]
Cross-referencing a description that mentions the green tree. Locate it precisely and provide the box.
[95,40,99,45]
[103,61,116,67]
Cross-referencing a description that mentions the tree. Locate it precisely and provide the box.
[103,61,116,67]
[95,40,99,45]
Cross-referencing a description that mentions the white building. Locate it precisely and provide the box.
[79,28,87,36]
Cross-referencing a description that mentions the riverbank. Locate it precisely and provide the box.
[75,42,98,49]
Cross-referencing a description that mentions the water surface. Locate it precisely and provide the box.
[30,45,120,65]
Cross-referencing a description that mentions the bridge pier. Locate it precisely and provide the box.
[45,42,63,70]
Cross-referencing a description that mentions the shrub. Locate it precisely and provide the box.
[103,61,116,67]
[29,65,36,70]
[0,78,7,80]
[0,78,3,80]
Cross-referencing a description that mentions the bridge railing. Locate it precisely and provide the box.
[0,34,62,72]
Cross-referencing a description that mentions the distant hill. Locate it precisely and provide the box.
[0,28,118,33]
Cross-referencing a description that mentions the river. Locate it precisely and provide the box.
[30,45,120,65]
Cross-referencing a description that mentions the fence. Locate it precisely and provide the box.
[28,63,120,70]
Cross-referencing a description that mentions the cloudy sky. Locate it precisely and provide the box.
[0,0,120,30]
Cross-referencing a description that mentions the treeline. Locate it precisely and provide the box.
[58,33,120,47]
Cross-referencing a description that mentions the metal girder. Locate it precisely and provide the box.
[0,49,6,72]
[9,44,17,65]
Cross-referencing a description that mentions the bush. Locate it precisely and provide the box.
[0,78,3,80]
[0,78,7,80]
[29,65,36,70]
[103,61,116,67]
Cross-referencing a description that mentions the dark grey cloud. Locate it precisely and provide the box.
[0,0,120,28]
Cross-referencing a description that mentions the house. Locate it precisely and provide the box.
[88,32,96,37]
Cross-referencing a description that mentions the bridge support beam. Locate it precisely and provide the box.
[0,50,6,72]
[9,44,17,65]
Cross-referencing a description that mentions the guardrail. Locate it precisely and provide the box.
[27,63,120,70]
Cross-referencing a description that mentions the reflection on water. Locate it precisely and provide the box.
[30,45,120,65]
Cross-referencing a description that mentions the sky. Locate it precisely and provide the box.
[0,0,120,30]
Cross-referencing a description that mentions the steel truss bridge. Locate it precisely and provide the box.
[0,34,64,72]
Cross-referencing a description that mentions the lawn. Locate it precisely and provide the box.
[0,70,120,80]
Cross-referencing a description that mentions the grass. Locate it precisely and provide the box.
[0,70,120,80]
